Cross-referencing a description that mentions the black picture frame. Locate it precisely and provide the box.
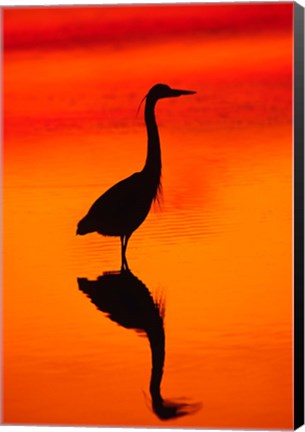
[294,2,304,429]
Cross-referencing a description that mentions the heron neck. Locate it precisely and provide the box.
[147,319,165,404]
[143,98,162,196]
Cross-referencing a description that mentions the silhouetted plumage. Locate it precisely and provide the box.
[77,84,196,271]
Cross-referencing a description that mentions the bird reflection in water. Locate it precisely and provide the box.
[77,270,201,420]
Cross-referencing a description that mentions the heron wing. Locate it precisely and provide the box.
[81,171,153,235]
[87,172,141,218]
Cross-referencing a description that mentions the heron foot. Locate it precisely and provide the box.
[120,261,131,273]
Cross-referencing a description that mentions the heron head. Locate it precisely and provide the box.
[147,83,196,100]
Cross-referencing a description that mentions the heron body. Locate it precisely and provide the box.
[77,84,195,270]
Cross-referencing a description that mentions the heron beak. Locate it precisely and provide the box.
[170,89,196,97]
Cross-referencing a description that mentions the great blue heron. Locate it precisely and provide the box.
[76,84,196,270]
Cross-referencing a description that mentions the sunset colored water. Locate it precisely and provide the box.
[3,4,293,429]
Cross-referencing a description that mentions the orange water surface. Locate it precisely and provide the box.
[3,3,293,429]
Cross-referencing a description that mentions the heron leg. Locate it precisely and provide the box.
[120,235,125,272]
[121,234,130,272]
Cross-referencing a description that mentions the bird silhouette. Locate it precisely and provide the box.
[77,270,201,420]
[76,84,196,271]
